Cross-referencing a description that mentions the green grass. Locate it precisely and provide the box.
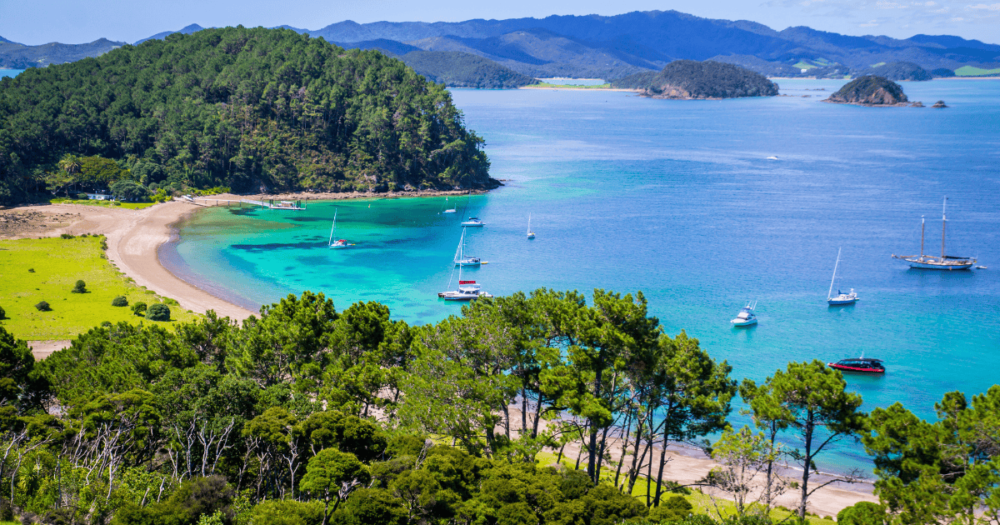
[870,62,886,68]
[793,61,817,70]
[954,66,1000,77]
[0,236,198,340]
[535,451,837,524]
[526,83,613,89]
[48,197,160,210]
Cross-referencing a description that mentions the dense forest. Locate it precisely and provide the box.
[399,51,540,89]
[611,61,778,99]
[861,62,931,82]
[0,27,497,205]
[826,76,909,105]
[2,281,998,524]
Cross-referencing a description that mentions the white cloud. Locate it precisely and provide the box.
[968,3,1000,9]
[860,18,881,25]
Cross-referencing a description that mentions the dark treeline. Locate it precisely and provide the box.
[399,51,540,89]
[0,289,997,524]
[611,61,778,99]
[0,27,497,205]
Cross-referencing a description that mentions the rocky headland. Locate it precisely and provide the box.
[611,60,779,100]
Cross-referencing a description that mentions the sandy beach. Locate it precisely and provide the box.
[3,197,877,516]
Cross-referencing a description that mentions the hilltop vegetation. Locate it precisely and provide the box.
[827,75,909,105]
[861,61,932,81]
[612,60,778,99]
[399,51,539,88]
[0,27,495,205]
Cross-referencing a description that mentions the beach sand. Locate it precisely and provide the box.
[4,198,877,516]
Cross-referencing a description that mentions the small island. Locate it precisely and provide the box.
[825,75,910,106]
[611,60,778,100]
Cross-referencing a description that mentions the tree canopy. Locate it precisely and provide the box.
[0,27,497,205]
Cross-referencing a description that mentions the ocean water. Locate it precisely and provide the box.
[165,79,1000,471]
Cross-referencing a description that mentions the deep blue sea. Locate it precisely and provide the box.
[165,79,1000,472]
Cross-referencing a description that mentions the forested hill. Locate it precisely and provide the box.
[399,51,539,88]
[0,27,496,204]
[612,60,778,99]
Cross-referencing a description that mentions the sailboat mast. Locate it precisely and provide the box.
[328,209,337,246]
[527,214,531,235]
[828,247,841,301]
[941,197,947,259]
[920,215,925,257]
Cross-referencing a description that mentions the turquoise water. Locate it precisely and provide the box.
[166,79,1000,470]
[0,69,24,78]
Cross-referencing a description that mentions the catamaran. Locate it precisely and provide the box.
[328,209,347,249]
[731,301,758,327]
[892,197,976,270]
[527,214,535,239]
[827,248,858,306]
[453,227,481,267]
[438,265,492,301]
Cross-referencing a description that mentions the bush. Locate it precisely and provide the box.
[146,303,170,321]
[648,495,694,523]
[249,499,324,525]
[60,233,75,239]
[35,301,51,312]
[131,302,147,316]
[837,501,888,525]
[0,305,5,319]
[72,280,87,293]
[112,296,128,307]
[27,268,34,273]
[113,476,234,525]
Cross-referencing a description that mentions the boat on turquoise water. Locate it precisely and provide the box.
[328,209,348,249]
[453,227,481,267]
[527,214,535,239]
[828,357,885,374]
[461,217,484,227]
[438,263,491,300]
[827,248,858,306]
[731,301,758,327]
[442,197,456,214]
[892,197,976,270]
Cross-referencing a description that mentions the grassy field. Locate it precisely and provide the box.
[535,451,838,524]
[48,197,158,210]
[526,83,614,89]
[0,235,198,340]
[793,61,817,70]
[954,66,1000,77]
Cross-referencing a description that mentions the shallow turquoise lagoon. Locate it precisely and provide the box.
[165,79,1000,470]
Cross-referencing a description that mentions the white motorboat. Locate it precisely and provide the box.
[453,227,481,267]
[827,248,858,306]
[892,197,976,270]
[731,301,758,327]
[461,217,484,227]
[767,156,779,160]
[527,214,535,239]
[328,209,348,249]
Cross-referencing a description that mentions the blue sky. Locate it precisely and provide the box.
[1,0,998,45]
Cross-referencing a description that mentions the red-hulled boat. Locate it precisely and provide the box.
[828,358,885,374]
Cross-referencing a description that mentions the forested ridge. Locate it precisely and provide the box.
[399,51,540,89]
[0,27,496,205]
[2,280,998,524]
[611,61,778,99]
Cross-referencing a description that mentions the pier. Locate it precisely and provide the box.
[182,196,307,210]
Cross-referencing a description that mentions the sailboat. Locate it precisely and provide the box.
[453,227,481,267]
[827,247,858,306]
[438,264,492,301]
[527,214,535,239]
[892,197,976,270]
[328,208,347,249]
[442,197,456,214]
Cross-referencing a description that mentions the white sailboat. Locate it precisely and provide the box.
[453,227,481,267]
[438,263,491,300]
[328,208,347,249]
[892,197,976,270]
[827,247,858,306]
[442,197,456,214]
[527,214,535,239]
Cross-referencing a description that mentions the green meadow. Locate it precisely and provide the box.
[0,235,198,340]
[954,65,1000,77]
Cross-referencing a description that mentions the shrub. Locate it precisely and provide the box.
[60,233,75,239]
[35,301,51,312]
[249,499,324,525]
[27,268,34,273]
[0,305,5,319]
[837,501,888,525]
[112,296,128,307]
[163,297,179,306]
[72,280,87,293]
[131,302,147,316]
[146,303,170,321]
[648,495,694,523]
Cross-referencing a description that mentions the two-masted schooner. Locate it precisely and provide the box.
[892,197,976,270]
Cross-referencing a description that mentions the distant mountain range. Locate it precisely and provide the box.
[2,10,999,79]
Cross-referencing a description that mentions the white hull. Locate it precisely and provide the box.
[462,223,484,227]
[731,319,757,327]
[828,298,858,306]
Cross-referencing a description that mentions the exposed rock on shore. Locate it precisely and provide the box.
[825,76,909,106]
